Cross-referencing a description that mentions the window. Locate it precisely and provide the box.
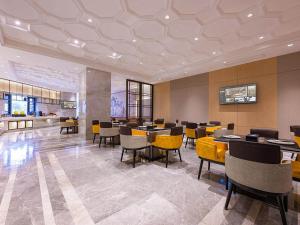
[4,94,11,115]
[27,97,36,115]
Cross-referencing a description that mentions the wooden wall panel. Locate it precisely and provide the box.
[153,82,171,121]
[209,58,277,135]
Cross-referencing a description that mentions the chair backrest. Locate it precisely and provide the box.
[119,126,132,135]
[181,121,188,126]
[250,128,279,139]
[229,140,281,164]
[227,123,234,130]
[165,122,176,129]
[196,127,206,138]
[100,122,112,128]
[290,125,300,133]
[186,122,197,129]
[170,126,183,136]
[294,127,300,137]
[60,117,69,122]
[154,118,164,124]
[126,122,138,128]
[92,120,99,125]
[199,122,207,126]
[226,141,292,194]
[209,121,221,126]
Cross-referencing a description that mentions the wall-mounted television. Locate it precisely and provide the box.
[219,84,257,105]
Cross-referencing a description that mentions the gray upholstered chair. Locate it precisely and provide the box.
[225,141,292,225]
[120,126,149,168]
[99,122,119,148]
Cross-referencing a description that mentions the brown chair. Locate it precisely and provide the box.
[154,118,164,128]
[126,122,139,128]
[199,122,207,126]
[60,117,73,134]
[209,121,221,126]
[225,141,292,225]
[181,121,188,126]
[290,125,300,133]
[196,127,206,139]
[227,123,234,130]
[250,128,279,139]
[164,122,176,129]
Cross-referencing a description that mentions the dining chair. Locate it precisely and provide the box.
[126,122,139,128]
[196,127,206,138]
[120,126,149,168]
[60,117,73,134]
[154,118,164,128]
[209,121,221,126]
[164,122,176,129]
[199,122,207,126]
[227,123,234,130]
[99,122,119,148]
[290,127,300,181]
[91,120,100,143]
[185,122,198,148]
[152,127,183,168]
[225,141,292,225]
[250,128,279,139]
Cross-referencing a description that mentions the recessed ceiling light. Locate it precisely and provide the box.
[74,39,79,44]
[223,61,227,64]
[247,13,253,18]
[287,43,294,47]
[164,15,170,20]
[66,38,86,48]
[184,71,187,74]
[4,72,8,74]
[16,55,21,58]
[212,51,216,55]
[139,62,143,65]
[87,18,93,23]
[132,39,137,43]
[14,20,21,26]
[194,37,199,41]
[5,18,30,32]
[108,52,122,59]
[259,36,264,40]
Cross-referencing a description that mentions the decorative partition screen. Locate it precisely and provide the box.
[126,79,153,122]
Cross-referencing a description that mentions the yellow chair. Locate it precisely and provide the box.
[185,122,198,148]
[206,126,222,135]
[132,129,147,137]
[196,137,228,180]
[92,120,100,143]
[154,118,164,128]
[152,127,183,168]
[291,126,300,181]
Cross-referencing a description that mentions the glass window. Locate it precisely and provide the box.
[27,97,36,115]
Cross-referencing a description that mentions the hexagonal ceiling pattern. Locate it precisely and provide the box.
[0,0,300,83]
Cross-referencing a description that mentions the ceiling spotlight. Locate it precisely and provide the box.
[247,13,253,18]
[14,20,21,26]
[66,38,86,48]
[164,15,170,20]
[212,51,216,55]
[194,37,199,41]
[16,55,20,58]
[139,62,143,65]
[287,43,294,47]
[88,18,93,23]
[132,39,137,43]
[259,36,264,40]
[184,71,187,74]
[74,39,79,44]
[108,52,122,59]
[223,61,227,64]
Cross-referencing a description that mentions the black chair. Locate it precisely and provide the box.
[196,127,206,138]
[199,122,207,126]
[227,123,234,130]
[225,141,292,225]
[209,121,221,126]
[250,128,279,139]
[181,121,188,126]
[126,122,139,128]
[164,122,176,129]
[99,122,119,148]
[185,122,198,148]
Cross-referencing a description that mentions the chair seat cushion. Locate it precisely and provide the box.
[153,135,182,149]
[292,160,300,180]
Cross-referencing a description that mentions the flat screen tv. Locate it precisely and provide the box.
[219,84,256,105]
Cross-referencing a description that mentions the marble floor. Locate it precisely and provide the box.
[0,127,299,225]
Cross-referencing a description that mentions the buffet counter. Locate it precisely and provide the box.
[0,116,60,133]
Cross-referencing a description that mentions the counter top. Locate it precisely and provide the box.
[0,116,60,121]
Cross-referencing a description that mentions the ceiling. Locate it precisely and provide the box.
[0,46,84,92]
[0,0,300,83]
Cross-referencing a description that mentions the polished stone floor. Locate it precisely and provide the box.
[0,127,299,225]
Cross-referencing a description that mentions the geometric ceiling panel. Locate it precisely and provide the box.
[31,25,68,42]
[238,18,279,37]
[80,0,122,18]
[172,0,210,15]
[134,21,165,40]
[64,23,99,41]
[99,22,132,41]
[126,0,167,16]
[203,18,240,38]
[34,0,80,19]
[218,0,259,13]
[168,19,201,39]
[0,0,300,83]
[0,0,39,20]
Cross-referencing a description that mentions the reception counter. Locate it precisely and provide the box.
[0,116,60,132]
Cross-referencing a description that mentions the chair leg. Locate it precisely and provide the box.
[198,159,204,180]
[133,150,136,168]
[121,148,125,162]
[225,174,229,190]
[277,196,288,225]
[224,183,233,210]
[67,127,69,134]
[93,134,96,143]
[208,161,211,171]
[166,151,169,168]
[60,127,63,134]
[178,149,182,162]
[99,137,102,148]
[112,136,115,148]
[283,195,288,212]
[185,137,189,148]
